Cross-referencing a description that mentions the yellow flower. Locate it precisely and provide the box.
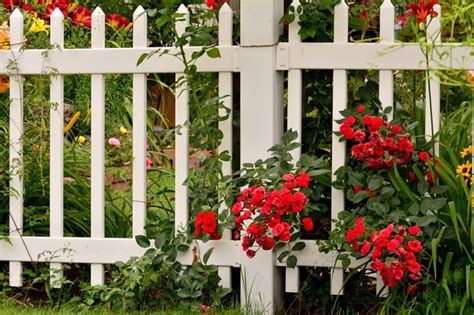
[29,17,50,34]
[119,126,129,135]
[456,161,472,177]
[460,145,473,158]
[0,21,10,50]
[0,76,10,93]
[64,112,81,133]
[471,194,474,207]
[75,136,86,143]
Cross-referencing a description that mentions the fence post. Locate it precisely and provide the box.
[240,0,284,312]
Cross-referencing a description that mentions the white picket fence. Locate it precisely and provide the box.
[0,0,472,313]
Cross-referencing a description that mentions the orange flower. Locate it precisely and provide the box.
[0,76,10,93]
[106,14,131,31]
[0,21,10,50]
[72,6,92,29]
[405,0,438,24]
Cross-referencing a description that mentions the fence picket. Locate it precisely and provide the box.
[379,0,394,121]
[376,0,395,296]
[217,3,233,289]
[90,7,106,286]
[175,5,190,236]
[8,8,24,287]
[425,5,441,154]
[132,6,148,237]
[286,0,302,293]
[330,0,348,296]
[49,8,65,288]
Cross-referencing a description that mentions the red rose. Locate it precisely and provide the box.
[406,240,423,253]
[353,185,363,193]
[353,130,366,142]
[407,225,421,236]
[360,240,371,256]
[282,173,295,181]
[291,191,308,212]
[295,172,310,188]
[407,284,418,294]
[406,260,421,274]
[246,249,256,258]
[387,235,403,253]
[302,217,314,231]
[356,105,365,113]
[391,124,402,134]
[232,202,243,215]
[261,236,276,250]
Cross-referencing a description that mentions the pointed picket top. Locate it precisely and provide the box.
[91,7,105,48]
[289,0,301,43]
[427,4,441,43]
[133,5,147,47]
[380,0,394,42]
[176,4,190,37]
[50,8,64,47]
[218,3,233,46]
[9,9,24,50]
[334,0,348,43]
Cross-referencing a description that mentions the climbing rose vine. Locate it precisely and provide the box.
[346,218,425,293]
[338,105,415,169]
[232,172,314,260]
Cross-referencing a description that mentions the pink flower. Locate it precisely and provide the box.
[108,137,121,146]
[146,157,152,169]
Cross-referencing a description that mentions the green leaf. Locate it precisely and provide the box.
[177,244,190,251]
[206,47,221,58]
[136,53,149,66]
[135,235,150,248]
[287,255,297,268]
[292,242,306,251]
[352,190,368,203]
[278,250,289,262]
[341,257,350,269]
[154,234,166,249]
[408,203,419,216]
[203,247,214,265]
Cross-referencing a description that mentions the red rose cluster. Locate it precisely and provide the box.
[339,106,415,169]
[346,217,424,293]
[232,172,314,258]
[194,210,221,240]
[3,0,130,30]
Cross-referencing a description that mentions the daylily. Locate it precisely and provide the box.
[72,6,91,29]
[0,21,10,50]
[106,14,131,31]
[29,16,50,34]
[0,76,10,93]
[405,0,438,25]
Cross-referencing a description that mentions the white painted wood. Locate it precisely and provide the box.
[174,5,190,236]
[330,0,348,296]
[379,0,394,122]
[425,5,442,154]
[90,7,105,286]
[287,0,302,160]
[0,47,237,74]
[240,0,283,46]
[377,1,394,296]
[274,43,472,71]
[0,237,241,266]
[0,43,471,75]
[49,8,65,288]
[240,0,284,312]
[286,1,302,291]
[285,0,303,293]
[217,3,233,289]
[132,6,148,237]
[8,8,24,288]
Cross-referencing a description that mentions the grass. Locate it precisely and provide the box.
[0,298,244,315]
